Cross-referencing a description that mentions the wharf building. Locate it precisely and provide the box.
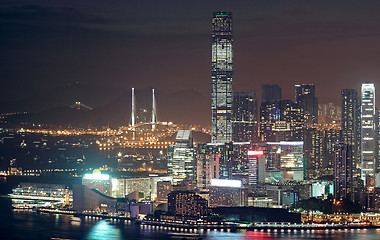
[361,83,376,186]
[334,142,353,201]
[211,12,233,143]
[163,191,208,222]
[295,84,318,125]
[232,91,258,143]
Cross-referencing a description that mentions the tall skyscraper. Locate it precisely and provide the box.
[295,84,318,124]
[341,89,361,177]
[334,142,353,200]
[304,128,325,179]
[361,83,376,185]
[376,110,380,174]
[232,91,258,142]
[262,84,282,103]
[211,12,233,143]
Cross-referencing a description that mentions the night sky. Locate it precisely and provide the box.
[2,0,380,106]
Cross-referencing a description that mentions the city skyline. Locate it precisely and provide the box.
[4,5,380,238]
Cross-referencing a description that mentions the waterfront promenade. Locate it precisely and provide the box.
[36,208,380,232]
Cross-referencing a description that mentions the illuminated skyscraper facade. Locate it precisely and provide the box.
[361,83,376,185]
[341,89,361,177]
[167,130,196,184]
[211,12,233,143]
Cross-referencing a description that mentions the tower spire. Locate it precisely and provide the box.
[152,88,157,131]
[131,88,136,127]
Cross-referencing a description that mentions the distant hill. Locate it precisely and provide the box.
[0,82,125,113]
[1,84,210,127]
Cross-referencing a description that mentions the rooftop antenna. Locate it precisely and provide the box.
[152,88,157,131]
[131,88,136,128]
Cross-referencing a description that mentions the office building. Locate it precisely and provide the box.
[204,142,250,181]
[361,83,375,185]
[233,91,258,142]
[253,141,304,182]
[211,12,233,143]
[248,150,266,186]
[167,130,196,184]
[196,143,220,191]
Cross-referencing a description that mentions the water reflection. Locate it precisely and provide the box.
[85,220,121,240]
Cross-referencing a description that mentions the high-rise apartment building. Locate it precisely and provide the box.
[304,128,325,179]
[211,12,233,143]
[361,83,376,185]
[341,89,361,177]
[334,142,353,200]
[295,84,318,124]
[262,84,282,103]
[232,91,258,142]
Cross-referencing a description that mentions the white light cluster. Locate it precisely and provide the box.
[210,179,242,188]
[83,173,110,181]
[267,141,303,146]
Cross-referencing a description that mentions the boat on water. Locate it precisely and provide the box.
[168,232,201,239]
[70,217,82,222]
